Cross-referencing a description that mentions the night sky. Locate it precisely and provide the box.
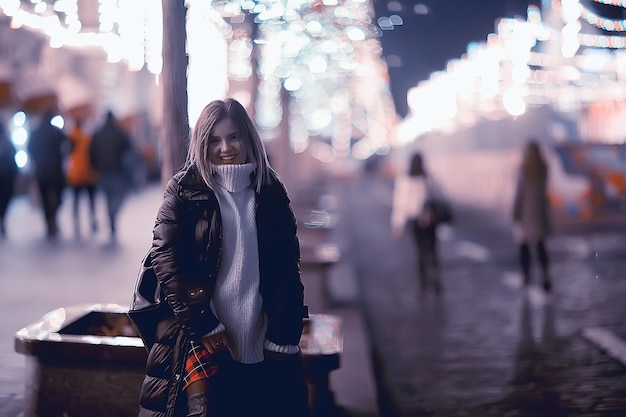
[372,0,534,117]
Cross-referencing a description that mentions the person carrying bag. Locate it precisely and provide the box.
[391,152,452,295]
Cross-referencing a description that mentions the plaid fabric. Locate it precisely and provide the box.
[182,340,219,391]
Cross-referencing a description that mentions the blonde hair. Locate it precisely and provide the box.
[186,98,276,192]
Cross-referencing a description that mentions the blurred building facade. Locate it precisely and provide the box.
[392,2,626,230]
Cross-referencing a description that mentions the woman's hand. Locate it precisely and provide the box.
[200,332,229,355]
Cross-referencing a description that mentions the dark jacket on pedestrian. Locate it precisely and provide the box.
[0,124,18,235]
[0,127,17,177]
[89,112,132,175]
[27,112,67,181]
[137,165,306,417]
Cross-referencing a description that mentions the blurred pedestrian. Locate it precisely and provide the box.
[132,98,310,417]
[89,110,132,241]
[66,118,98,237]
[0,121,18,237]
[512,139,552,291]
[27,109,68,238]
[391,152,446,294]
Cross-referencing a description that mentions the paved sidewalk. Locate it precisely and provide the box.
[0,186,160,416]
[4,174,626,417]
[0,182,378,417]
[340,175,626,417]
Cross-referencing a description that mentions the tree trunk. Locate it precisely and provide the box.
[160,0,189,185]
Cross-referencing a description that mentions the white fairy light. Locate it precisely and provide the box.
[1,0,163,73]
[397,1,626,145]
[1,0,398,157]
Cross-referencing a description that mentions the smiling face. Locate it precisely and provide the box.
[208,117,248,165]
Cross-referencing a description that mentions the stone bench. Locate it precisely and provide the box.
[300,242,341,309]
[300,313,343,417]
[15,304,343,417]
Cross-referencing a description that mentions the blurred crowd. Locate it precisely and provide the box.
[0,109,159,241]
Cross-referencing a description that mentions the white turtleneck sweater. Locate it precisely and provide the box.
[208,163,297,364]
[210,163,265,363]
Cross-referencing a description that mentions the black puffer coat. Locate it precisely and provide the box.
[137,166,307,417]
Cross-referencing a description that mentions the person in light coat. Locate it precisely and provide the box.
[391,152,444,294]
[512,139,552,291]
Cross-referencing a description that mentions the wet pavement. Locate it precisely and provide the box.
[337,175,626,417]
[2,174,626,417]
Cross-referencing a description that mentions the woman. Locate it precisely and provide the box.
[512,139,552,291]
[66,118,98,237]
[136,98,310,417]
[391,152,444,294]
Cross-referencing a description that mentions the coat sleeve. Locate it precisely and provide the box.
[260,182,308,347]
[150,177,221,340]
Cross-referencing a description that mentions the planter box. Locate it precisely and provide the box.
[15,304,343,417]
[15,304,145,417]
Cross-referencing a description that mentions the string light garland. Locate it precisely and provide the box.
[8,1,624,151]
[1,0,396,158]
[579,1,626,31]
[579,32,626,47]
[398,3,626,143]
[207,0,396,156]
[591,0,626,7]
[0,0,163,73]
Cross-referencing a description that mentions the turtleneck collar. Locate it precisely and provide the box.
[213,163,256,193]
